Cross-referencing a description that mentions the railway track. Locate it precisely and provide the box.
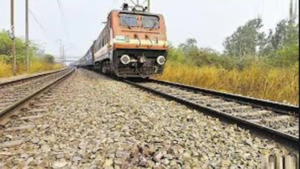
[120,78,299,149]
[0,68,68,89]
[0,68,74,126]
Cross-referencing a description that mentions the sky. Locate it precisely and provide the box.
[0,0,298,63]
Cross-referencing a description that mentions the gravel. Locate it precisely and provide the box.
[139,82,299,138]
[0,68,297,168]
[0,69,70,111]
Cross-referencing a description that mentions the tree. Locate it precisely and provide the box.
[270,19,298,50]
[223,17,299,57]
[178,38,198,54]
[0,30,39,60]
[43,54,55,64]
[223,18,265,57]
[0,31,12,56]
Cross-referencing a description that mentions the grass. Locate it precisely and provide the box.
[0,60,64,78]
[156,61,299,106]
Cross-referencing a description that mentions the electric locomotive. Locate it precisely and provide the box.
[74,3,168,78]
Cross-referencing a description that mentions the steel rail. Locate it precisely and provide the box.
[147,79,299,115]
[0,68,74,118]
[0,68,68,87]
[88,69,298,148]
[121,79,299,149]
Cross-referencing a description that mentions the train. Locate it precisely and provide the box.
[72,3,168,78]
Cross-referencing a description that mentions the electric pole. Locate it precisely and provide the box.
[11,0,17,75]
[294,0,298,21]
[26,0,30,72]
[62,45,65,66]
[147,0,150,13]
[290,0,293,20]
[56,39,62,64]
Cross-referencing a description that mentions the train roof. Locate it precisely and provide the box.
[108,9,163,17]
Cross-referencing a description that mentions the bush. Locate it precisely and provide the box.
[161,37,299,105]
[158,61,299,105]
[267,44,299,68]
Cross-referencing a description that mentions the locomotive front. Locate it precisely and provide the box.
[111,9,168,78]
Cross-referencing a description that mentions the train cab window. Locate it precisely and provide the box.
[142,16,159,29]
[120,14,138,28]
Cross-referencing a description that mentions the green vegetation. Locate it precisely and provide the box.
[158,17,299,105]
[0,30,63,78]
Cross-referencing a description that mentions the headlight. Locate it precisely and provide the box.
[120,55,130,65]
[157,56,166,65]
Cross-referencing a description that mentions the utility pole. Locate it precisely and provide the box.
[294,0,298,21]
[62,45,65,66]
[25,0,30,72]
[290,0,294,21]
[56,39,62,64]
[147,0,150,13]
[11,0,16,75]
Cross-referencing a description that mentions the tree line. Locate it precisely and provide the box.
[168,17,299,70]
[0,30,55,65]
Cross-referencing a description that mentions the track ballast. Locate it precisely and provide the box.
[120,78,299,149]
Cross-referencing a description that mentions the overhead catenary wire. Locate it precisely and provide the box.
[56,0,69,40]
[55,0,70,63]
[28,7,66,58]
[28,8,59,43]
[28,8,47,33]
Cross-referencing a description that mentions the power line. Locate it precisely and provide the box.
[29,8,62,55]
[28,8,47,32]
[56,0,69,39]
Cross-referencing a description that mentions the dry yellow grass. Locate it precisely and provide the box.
[0,61,64,78]
[157,61,299,105]
[0,62,12,77]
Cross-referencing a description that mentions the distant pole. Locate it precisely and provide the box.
[147,0,150,13]
[11,0,17,75]
[62,45,65,66]
[294,0,298,21]
[25,0,30,72]
[290,0,293,20]
[56,39,62,64]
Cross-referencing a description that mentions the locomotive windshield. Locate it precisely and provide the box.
[142,16,159,29]
[119,13,160,30]
[120,14,138,28]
